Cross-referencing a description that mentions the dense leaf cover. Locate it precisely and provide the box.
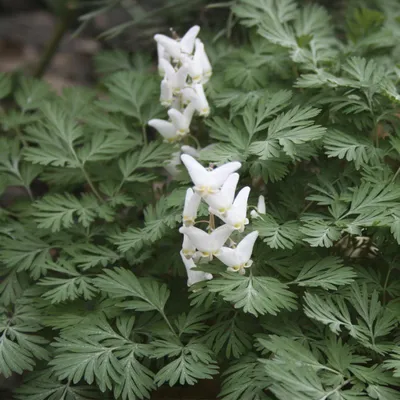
[1,0,400,399]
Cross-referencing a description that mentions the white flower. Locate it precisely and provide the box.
[164,146,200,178]
[157,43,170,76]
[185,56,203,84]
[154,35,181,60]
[182,188,201,226]
[155,26,200,61]
[181,145,200,158]
[194,39,212,81]
[164,150,181,176]
[148,119,179,142]
[179,224,233,260]
[181,234,196,258]
[205,173,239,215]
[179,25,201,54]
[159,59,188,93]
[219,187,250,232]
[180,251,212,286]
[250,195,266,219]
[180,154,241,196]
[182,84,210,116]
[160,79,173,107]
[167,104,195,136]
[216,231,258,275]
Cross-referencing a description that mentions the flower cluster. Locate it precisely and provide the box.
[179,154,259,286]
[148,26,212,143]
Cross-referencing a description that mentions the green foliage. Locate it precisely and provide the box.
[2,0,400,399]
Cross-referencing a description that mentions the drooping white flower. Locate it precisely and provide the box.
[164,150,181,176]
[194,39,212,81]
[164,146,201,178]
[182,84,210,116]
[205,173,239,215]
[167,104,195,136]
[180,251,212,286]
[182,54,203,84]
[181,234,196,258]
[180,154,241,196]
[148,119,178,142]
[216,231,259,275]
[219,187,250,232]
[179,25,200,54]
[155,26,200,61]
[160,79,173,107]
[179,224,233,259]
[157,43,170,76]
[181,145,200,158]
[154,34,181,60]
[250,195,266,219]
[159,59,188,93]
[182,188,201,226]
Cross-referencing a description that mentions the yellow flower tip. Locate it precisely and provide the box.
[183,216,194,226]
[233,223,242,229]
[182,250,193,258]
[202,251,210,257]
[178,128,188,135]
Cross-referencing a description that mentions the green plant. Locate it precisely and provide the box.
[1,0,400,399]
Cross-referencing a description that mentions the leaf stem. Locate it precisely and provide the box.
[160,311,179,339]
[80,166,103,202]
[391,166,400,183]
[14,126,28,148]
[142,125,148,146]
[383,265,393,304]
[318,379,351,400]
[187,134,201,150]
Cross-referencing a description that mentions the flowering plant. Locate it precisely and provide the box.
[1,1,400,399]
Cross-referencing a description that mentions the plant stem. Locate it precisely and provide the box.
[318,379,351,400]
[80,166,103,202]
[25,186,34,201]
[161,311,179,339]
[187,134,201,149]
[34,2,77,78]
[391,166,400,183]
[142,125,148,146]
[209,213,215,230]
[14,126,28,148]
[383,265,393,304]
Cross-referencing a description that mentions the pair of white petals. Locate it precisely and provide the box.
[181,155,249,231]
[205,173,250,232]
[250,195,266,219]
[155,26,212,82]
[217,231,259,275]
[155,26,200,62]
[159,78,210,124]
[148,104,195,142]
[180,250,212,287]
[181,154,241,195]
[181,84,210,116]
[180,229,259,278]
[180,224,233,260]
[181,39,212,84]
